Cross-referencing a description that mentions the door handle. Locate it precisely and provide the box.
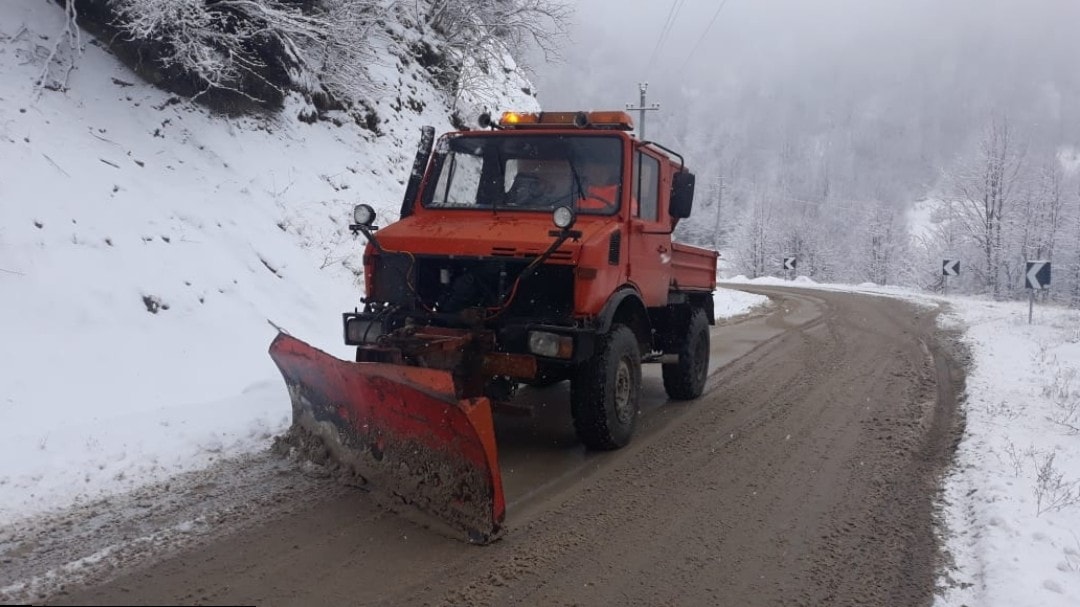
[657,245,669,253]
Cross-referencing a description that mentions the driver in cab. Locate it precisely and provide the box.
[576,157,620,212]
[505,156,623,213]
[506,159,572,208]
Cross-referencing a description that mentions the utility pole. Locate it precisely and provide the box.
[625,82,660,139]
[712,176,724,250]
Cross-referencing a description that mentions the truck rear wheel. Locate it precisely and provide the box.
[571,324,641,450]
[662,307,710,400]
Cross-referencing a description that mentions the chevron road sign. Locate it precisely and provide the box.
[942,260,959,276]
[1025,261,1051,290]
[783,257,797,271]
[1025,261,1051,324]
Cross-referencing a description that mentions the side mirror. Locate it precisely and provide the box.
[670,171,696,219]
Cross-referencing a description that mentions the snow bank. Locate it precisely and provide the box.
[0,1,537,522]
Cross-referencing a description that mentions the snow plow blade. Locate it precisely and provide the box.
[268,332,505,543]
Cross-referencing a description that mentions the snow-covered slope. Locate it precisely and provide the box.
[0,0,539,522]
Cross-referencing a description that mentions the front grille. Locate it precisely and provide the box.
[370,253,574,323]
[490,246,573,261]
[416,257,574,322]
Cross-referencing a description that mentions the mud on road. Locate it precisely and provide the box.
[2,287,966,606]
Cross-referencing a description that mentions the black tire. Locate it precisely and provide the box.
[662,307,710,400]
[571,324,642,450]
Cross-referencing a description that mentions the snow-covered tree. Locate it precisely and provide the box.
[859,201,907,286]
[427,0,570,64]
[730,189,775,279]
[421,0,570,108]
[65,0,567,113]
[941,116,1026,298]
[1071,176,1080,308]
[109,0,345,103]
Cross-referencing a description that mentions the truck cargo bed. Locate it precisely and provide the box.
[671,242,717,291]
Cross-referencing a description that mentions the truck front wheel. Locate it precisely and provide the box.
[571,324,641,450]
[662,307,710,400]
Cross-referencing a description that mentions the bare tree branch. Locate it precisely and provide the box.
[35,0,82,97]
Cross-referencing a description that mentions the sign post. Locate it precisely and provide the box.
[1025,260,1051,324]
[942,259,959,295]
[783,257,797,281]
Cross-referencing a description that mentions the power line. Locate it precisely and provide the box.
[646,0,687,75]
[680,0,733,73]
[653,0,683,62]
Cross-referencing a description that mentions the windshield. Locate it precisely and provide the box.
[423,134,623,215]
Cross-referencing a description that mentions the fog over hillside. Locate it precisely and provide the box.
[533,0,1080,296]
[536,0,1080,186]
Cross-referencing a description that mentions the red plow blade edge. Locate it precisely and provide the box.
[268,333,505,543]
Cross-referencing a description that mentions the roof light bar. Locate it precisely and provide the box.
[496,111,635,131]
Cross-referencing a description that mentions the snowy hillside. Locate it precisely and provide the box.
[0,0,539,521]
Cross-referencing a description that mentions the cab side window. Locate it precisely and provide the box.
[432,152,482,206]
[633,152,660,221]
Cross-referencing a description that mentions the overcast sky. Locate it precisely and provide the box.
[530,0,1080,141]
[532,0,932,108]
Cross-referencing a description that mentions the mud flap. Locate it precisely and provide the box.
[268,333,505,543]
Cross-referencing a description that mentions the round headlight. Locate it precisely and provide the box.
[353,204,375,227]
[553,206,575,230]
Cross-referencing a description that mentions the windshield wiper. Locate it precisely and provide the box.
[565,144,586,207]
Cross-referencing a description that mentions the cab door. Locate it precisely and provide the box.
[628,149,672,307]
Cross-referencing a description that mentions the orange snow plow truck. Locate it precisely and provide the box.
[269,111,717,543]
